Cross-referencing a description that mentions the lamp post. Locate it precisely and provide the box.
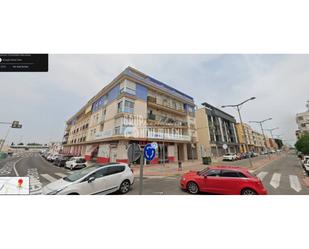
[222,97,256,168]
[249,118,272,159]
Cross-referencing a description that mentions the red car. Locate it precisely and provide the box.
[180,166,267,195]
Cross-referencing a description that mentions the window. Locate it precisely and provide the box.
[117,101,123,113]
[120,80,136,95]
[124,100,134,113]
[221,170,241,178]
[206,169,221,177]
[238,172,247,178]
[86,167,108,181]
[115,126,121,135]
[106,166,125,175]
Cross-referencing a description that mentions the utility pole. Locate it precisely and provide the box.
[222,97,256,168]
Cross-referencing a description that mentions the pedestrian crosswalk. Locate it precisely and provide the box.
[54,173,67,178]
[257,171,303,192]
[41,174,58,182]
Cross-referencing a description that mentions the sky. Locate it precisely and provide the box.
[0,54,308,146]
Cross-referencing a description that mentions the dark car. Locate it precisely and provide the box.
[54,155,73,167]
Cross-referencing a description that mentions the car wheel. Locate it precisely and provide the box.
[241,188,257,195]
[187,181,199,194]
[119,180,131,194]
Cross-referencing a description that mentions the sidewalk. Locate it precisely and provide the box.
[131,154,286,177]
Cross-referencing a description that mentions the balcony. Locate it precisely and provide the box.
[147,96,186,116]
[147,114,188,128]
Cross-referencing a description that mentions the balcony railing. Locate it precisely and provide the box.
[147,96,186,114]
[147,114,188,127]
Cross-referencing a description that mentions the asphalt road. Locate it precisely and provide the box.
[254,152,309,195]
[0,151,307,195]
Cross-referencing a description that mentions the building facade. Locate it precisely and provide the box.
[196,103,239,157]
[63,67,197,164]
[296,100,309,139]
[235,123,269,153]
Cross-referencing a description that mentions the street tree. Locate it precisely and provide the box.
[295,133,309,154]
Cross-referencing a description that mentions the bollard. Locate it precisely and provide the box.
[178,161,182,171]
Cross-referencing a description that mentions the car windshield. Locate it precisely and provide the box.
[197,167,209,175]
[63,165,101,182]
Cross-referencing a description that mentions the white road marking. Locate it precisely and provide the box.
[257,171,268,181]
[289,175,302,192]
[54,173,67,178]
[270,173,281,189]
[40,174,57,183]
[13,157,25,176]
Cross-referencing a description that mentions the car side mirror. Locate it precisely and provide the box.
[88,176,95,183]
[204,175,208,179]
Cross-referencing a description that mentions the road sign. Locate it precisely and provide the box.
[144,143,156,161]
[151,142,158,150]
[127,143,141,163]
[11,121,22,129]
[223,144,228,150]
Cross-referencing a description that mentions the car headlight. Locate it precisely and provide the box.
[182,177,186,181]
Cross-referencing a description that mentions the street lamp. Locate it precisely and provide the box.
[222,97,256,168]
[249,118,272,159]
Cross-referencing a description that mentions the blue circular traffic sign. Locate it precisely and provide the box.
[144,143,156,161]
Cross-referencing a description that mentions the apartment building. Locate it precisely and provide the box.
[235,123,255,152]
[196,103,239,157]
[235,123,269,153]
[296,100,309,139]
[252,131,266,152]
[62,67,197,164]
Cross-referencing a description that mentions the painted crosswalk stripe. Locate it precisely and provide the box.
[257,171,268,181]
[41,174,57,182]
[270,173,281,189]
[54,173,67,178]
[289,175,302,192]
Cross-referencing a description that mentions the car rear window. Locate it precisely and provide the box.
[106,165,125,175]
[221,170,247,178]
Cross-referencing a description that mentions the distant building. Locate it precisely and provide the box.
[296,100,309,139]
[196,103,239,157]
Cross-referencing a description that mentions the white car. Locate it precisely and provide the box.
[65,157,86,170]
[42,163,134,195]
[223,153,237,161]
[302,156,309,172]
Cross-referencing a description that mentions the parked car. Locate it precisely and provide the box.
[302,156,309,173]
[49,154,60,163]
[54,155,73,167]
[46,154,54,161]
[180,166,267,195]
[235,153,242,160]
[223,153,237,161]
[42,163,134,195]
[65,157,86,170]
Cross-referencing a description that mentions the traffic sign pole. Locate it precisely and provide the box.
[139,151,144,195]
